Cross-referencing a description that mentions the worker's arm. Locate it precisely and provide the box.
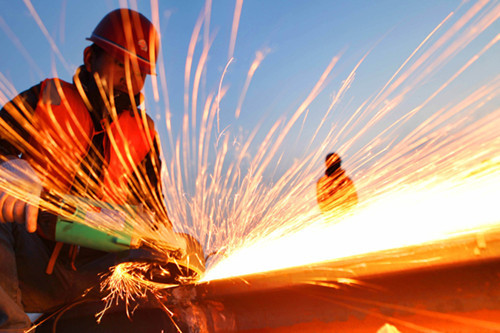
[0,157,42,232]
[0,84,42,232]
[129,131,172,229]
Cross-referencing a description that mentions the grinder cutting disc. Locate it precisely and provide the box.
[177,232,206,279]
[130,232,206,284]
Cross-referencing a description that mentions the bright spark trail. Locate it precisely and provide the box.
[0,0,499,330]
[166,0,500,282]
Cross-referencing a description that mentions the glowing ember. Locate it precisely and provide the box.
[203,160,500,281]
[97,262,175,321]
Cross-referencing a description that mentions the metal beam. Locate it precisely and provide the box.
[178,231,500,332]
[36,231,500,332]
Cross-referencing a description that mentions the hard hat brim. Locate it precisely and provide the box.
[87,36,157,75]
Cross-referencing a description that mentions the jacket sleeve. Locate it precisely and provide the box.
[131,133,172,228]
[0,84,41,159]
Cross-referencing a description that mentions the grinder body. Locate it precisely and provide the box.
[38,196,141,252]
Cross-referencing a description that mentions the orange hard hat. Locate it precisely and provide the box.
[87,9,160,74]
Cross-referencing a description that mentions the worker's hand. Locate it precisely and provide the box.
[0,158,42,232]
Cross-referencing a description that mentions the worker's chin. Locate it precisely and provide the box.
[112,89,140,110]
[114,84,130,94]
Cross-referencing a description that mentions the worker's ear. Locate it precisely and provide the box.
[83,46,93,72]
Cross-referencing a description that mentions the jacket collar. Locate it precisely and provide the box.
[73,66,143,131]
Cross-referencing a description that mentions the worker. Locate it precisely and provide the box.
[0,9,168,331]
[316,152,358,216]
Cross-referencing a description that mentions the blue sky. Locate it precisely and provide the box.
[1,0,498,184]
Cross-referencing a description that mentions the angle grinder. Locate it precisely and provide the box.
[36,193,205,284]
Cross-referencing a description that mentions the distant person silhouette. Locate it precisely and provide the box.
[316,153,358,215]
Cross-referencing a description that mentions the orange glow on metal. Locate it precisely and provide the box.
[202,160,500,281]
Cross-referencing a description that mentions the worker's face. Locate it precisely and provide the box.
[89,49,147,97]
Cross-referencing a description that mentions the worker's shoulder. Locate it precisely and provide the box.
[40,78,78,106]
[125,108,157,132]
[2,82,42,111]
[144,113,156,132]
[316,174,330,189]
